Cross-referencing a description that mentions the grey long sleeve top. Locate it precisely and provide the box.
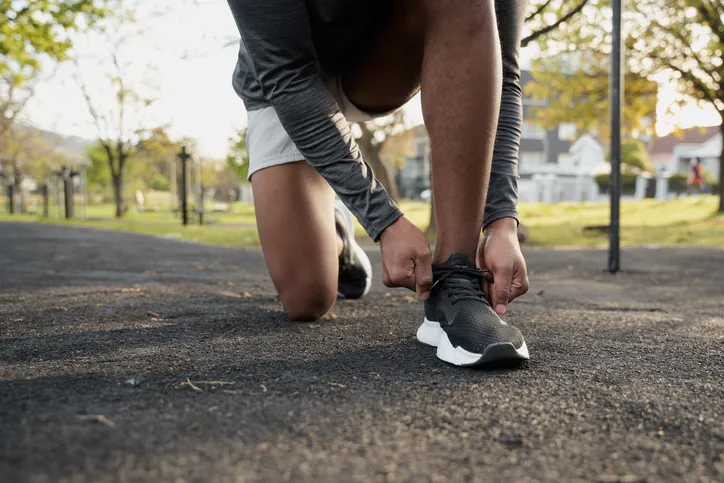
[227,0,525,239]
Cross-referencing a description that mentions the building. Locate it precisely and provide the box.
[396,70,609,201]
[648,126,721,179]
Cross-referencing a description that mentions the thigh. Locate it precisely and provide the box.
[251,161,339,305]
[340,0,425,113]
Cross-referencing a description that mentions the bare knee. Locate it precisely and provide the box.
[280,282,337,322]
[423,0,495,32]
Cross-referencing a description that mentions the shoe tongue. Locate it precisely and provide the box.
[444,252,471,268]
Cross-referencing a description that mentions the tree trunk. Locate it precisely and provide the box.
[356,124,400,202]
[112,173,124,218]
[719,121,724,213]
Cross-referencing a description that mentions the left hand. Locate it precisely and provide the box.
[477,217,529,316]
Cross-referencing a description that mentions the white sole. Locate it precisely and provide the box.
[335,202,372,299]
[416,317,530,366]
[350,238,372,297]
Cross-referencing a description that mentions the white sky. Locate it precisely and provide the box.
[21,2,721,160]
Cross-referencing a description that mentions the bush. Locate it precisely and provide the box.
[668,173,688,193]
[595,172,638,195]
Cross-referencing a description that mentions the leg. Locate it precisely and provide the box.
[252,162,339,321]
[423,0,501,262]
[342,0,502,263]
[341,0,425,113]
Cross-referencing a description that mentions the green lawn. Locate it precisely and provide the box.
[1,196,722,248]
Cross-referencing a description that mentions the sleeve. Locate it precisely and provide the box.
[484,0,527,228]
[227,0,402,241]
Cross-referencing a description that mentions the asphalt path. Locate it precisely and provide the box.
[1,223,722,482]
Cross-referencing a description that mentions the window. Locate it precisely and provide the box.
[522,121,546,140]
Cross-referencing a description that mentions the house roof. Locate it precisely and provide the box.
[648,125,719,154]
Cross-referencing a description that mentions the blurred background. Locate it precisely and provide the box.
[1,0,722,248]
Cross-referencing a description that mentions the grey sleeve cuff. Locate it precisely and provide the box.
[368,205,404,242]
[483,171,519,229]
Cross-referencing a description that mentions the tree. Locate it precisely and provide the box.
[0,124,62,211]
[524,1,724,211]
[1,1,110,144]
[524,60,658,140]
[606,139,655,173]
[522,0,594,48]
[225,128,249,182]
[627,0,724,210]
[352,111,413,202]
[77,28,159,217]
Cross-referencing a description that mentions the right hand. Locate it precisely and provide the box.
[378,216,433,300]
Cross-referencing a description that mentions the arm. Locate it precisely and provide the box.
[227,0,401,240]
[484,0,527,228]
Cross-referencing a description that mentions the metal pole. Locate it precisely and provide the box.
[180,147,189,226]
[64,171,74,219]
[608,0,624,273]
[7,184,15,215]
[42,184,49,217]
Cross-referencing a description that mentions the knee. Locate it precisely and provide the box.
[423,0,494,31]
[280,281,337,322]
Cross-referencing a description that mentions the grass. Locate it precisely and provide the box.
[1,196,722,249]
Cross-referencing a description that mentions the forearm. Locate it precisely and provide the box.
[272,82,402,240]
[484,0,526,228]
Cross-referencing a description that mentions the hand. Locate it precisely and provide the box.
[477,217,529,315]
[379,216,433,300]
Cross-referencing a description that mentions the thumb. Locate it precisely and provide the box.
[491,267,513,315]
[414,250,433,300]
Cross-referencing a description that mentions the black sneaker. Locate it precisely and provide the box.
[416,252,529,366]
[335,208,372,299]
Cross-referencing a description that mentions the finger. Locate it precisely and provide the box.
[391,268,416,292]
[508,272,530,302]
[382,264,392,288]
[482,279,492,303]
[491,267,513,315]
[413,250,433,300]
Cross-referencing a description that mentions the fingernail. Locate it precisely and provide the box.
[421,291,430,301]
[495,304,506,315]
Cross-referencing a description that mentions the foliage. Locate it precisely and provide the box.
[525,60,658,140]
[605,139,654,173]
[225,128,249,182]
[522,0,596,48]
[1,1,112,142]
[525,0,724,209]
[594,172,638,192]
[0,0,110,75]
[626,0,723,211]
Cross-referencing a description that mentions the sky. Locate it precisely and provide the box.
[22,1,722,160]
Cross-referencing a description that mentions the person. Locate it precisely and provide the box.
[226,0,530,366]
[689,159,704,194]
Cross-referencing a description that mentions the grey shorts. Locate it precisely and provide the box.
[245,78,396,180]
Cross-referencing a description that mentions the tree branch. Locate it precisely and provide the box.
[525,0,554,23]
[522,0,589,47]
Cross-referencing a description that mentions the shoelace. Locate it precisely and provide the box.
[431,264,494,304]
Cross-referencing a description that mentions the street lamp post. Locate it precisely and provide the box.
[178,146,191,226]
[608,0,624,273]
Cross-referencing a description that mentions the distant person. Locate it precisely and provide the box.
[135,190,145,213]
[688,159,705,194]
[226,0,530,366]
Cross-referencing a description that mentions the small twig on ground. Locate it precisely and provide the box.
[260,384,267,392]
[180,378,203,392]
[190,380,235,386]
[78,414,116,427]
[327,382,346,388]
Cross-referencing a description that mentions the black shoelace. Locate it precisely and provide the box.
[431,264,494,304]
